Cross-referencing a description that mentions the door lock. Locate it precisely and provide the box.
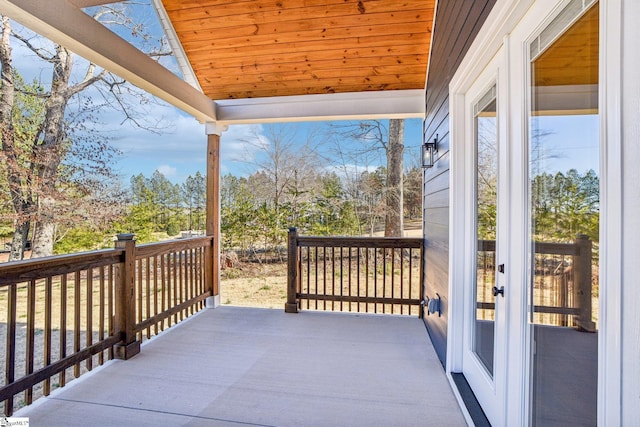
[492,286,505,297]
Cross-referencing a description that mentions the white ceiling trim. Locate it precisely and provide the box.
[0,0,217,123]
[151,0,201,91]
[214,89,426,125]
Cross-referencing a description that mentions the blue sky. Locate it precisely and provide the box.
[110,112,425,184]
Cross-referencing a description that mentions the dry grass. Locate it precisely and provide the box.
[221,262,288,309]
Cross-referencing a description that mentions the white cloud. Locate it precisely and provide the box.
[156,164,177,177]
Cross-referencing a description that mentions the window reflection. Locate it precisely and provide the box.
[474,87,497,376]
[529,1,598,425]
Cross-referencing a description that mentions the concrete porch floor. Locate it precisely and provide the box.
[17,306,466,426]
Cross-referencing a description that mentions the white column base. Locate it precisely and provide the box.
[206,295,221,308]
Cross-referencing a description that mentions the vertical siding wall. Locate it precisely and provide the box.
[422,0,495,365]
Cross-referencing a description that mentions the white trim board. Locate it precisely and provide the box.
[213,90,425,125]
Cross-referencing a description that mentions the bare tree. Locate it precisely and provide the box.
[0,5,171,260]
[241,124,321,218]
[330,119,405,237]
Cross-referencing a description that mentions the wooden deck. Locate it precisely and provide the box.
[15,306,466,426]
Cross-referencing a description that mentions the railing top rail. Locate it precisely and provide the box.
[135,236,214,259]
[533,241,581,256]
[0,236,215,287]
[296,235,423,249]
[0,248,124,287]
[478,239,584,256]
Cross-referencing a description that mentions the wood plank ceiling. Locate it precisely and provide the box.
[161,0,434,100]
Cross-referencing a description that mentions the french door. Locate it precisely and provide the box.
[460,50,508,426]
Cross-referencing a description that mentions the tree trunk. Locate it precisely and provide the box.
[385,119,404,237]
[30,45,73,258]
[30,197,57,258]
[0,16,30,261]
[8,221,29,261]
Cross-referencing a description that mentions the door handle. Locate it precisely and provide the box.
[492,286,505,297]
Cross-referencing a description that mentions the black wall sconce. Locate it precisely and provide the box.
[422,134,438,168]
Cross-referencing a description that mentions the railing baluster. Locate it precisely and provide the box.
[25,279,36,405]
[99,267,105,366]
[197,248,202,309]
[356,247,361,313]
[374,247,378,314]
[331,246,335,311]
[171,252,176,322]
[391,248,395,314]
[382,248,387,314]
[297,245,302,310]
[5,283,17,416]
[74,271,81,378]
[59,274,67,388]
[178,250,184,321]
[86,269,93,371]
[400,248,404,315]
[44,276,53,395]
[107,265,116,360]
[160,255,166,331]
[314,246,318,310]
[322,246,327,311]
[137,258,143,342]
[348,246,352,312]
[408,248,412,315]
[146,257,151,339]
[306,246,310,310]
[108,265,114,360]
[153,256,159,334]
[172,252,178,325]
[339,246,344,312]
[365,247,370,313]
[187,249,192,313]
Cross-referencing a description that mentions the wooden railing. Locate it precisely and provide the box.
[0,234,214,416]
[477,234,594,331]
[285,228,424,316]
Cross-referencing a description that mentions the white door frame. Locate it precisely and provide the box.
[453,49,509,426]
[447,0,620,425]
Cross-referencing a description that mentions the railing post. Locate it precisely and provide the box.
[574,234,595,332]
[114,233,141,359]
[285,227,299,313]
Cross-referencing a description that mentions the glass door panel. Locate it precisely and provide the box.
[528,1,599,425]
[474,85,498,377]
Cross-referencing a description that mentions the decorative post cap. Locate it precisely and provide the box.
[116,233,135,241]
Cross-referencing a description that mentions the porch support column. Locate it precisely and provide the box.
[205,123,227,308]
